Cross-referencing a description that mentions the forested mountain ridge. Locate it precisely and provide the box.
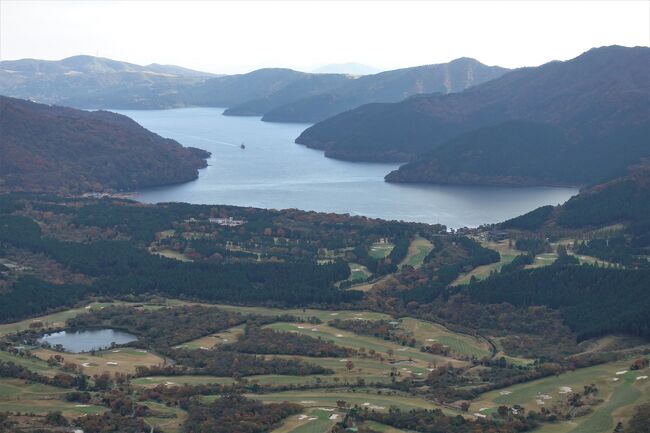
[501,163,650,231]
[0,96,210,193]
[219,70,353,116]
[296,46,650,185]
[261,57,509,123]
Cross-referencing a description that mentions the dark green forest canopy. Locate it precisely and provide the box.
[465,265,650,340]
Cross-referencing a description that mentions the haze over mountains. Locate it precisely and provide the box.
[298,46,650,186]
[262,58,508,123]
[310,62,382,75]
[0,55,508,120]
[0,55,216,109]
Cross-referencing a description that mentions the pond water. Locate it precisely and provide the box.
[113,107,579,228]
[40,329,138,353]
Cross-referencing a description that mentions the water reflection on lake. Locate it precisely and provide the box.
[40,329,137,353]
[113,108,579,228]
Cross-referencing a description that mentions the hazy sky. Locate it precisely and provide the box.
[1,1,648,74]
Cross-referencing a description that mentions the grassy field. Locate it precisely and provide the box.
[132,373,393,388]
[175,324,246,350]
[0,302,119,336]
[143,401,187,433]
[235,389,456,414]
[265,322,464,369]
[0,349,60,376]
[369,242,394,260]
[151,248,192,262]
[398,318,491,359]
[399,237,433,269]
[213,304,391,323]
[0,378,105,417]
[31,347,165,376]
[271,408,340,433]
[0,299,185,337]
[348,262,372,282]
[452,239,520,285]
[473,356,650,433]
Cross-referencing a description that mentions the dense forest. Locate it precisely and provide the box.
[0,96,210,193]
[297,46,650,186]
[465,265,650,340]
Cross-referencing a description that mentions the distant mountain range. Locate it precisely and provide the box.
[263,58,509,123]
[0,96,210,193]
[297,46,650,186]
[0,55,508,121]
[0,55,216,109]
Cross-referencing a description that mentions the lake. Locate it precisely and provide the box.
[115,107,578,228]
[40,329,138,353]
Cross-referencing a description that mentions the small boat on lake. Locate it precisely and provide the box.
[240,142,246,149]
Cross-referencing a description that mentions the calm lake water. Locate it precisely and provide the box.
[40,329,137,353]
[115,107,578,228]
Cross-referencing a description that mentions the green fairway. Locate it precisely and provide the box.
[0,378,105,417]
[398,317,491,359]
[0,349,60,375]
[399,237,433,269]
[265,322,461,368]
[271,408,340,433]
[474,356,650,433]
[348,262,372,281]
[369,242,394,259]
[236,389,457,414]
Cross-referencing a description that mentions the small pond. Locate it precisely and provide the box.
[39,329,138,353]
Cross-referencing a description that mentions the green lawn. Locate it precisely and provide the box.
[348,262,372,282]
[369,243,394,260]
[399,237,433,269]
[398,318,491,359]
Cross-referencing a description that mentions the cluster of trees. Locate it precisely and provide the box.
[0,96,210,193]
[67,305,248,348]
[500,205,555,230]
[184,394,302,433]
[137,349,332,378]
[576,237,648,269]
[394,236,500,304]
[73,412,151,433]
[0,361,83,389]
[467,265,650,340]
[0,211,360,323]
[514,238,549,255]
[352,236,412,275]
[222,325,352,358]
[355,406,537,433]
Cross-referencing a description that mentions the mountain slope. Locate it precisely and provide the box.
[500,164,650,230]
[0,55,217,109]
[0,96,210,193]
[296,46,650,184]
[263,57,508,123]
[189,68,352,110]
[221,72,353,116]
